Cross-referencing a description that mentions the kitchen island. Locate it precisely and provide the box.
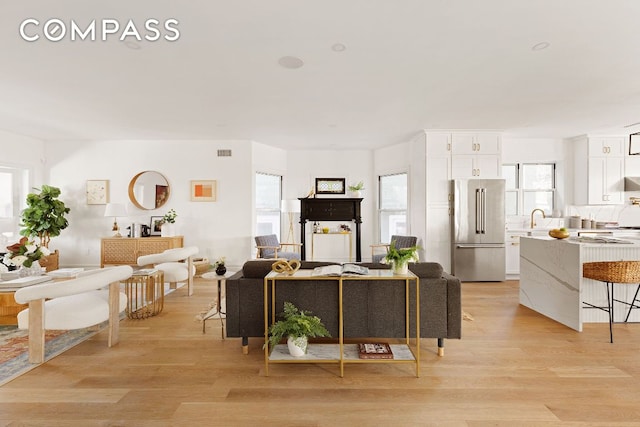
[519,236,640,331]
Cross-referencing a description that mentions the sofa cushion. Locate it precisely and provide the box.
[409,262,443,279]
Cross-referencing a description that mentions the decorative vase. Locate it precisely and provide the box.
[287,335,308,357]
[161,222,176,237]
[215,265,227,276]
[18,261,43,278]
[349,190,361,198]
[392,261,409,275]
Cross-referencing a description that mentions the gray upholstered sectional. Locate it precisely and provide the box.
[225,260,461,355]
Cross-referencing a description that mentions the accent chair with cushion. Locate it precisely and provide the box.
[14,265,133,364]
[371,235,418,263]
[137,246,199,296]
[254,234,301,260]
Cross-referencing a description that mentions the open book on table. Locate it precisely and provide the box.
[312,263,369,277]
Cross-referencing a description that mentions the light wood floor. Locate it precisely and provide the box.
[1,278,640,426]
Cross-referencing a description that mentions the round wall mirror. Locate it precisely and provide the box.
[128,171,170,210]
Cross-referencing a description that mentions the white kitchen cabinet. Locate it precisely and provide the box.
[573,135,625,205]
[420,130,503,272]
[505,232,528,275]
[451,154,501,179]
[451,132,501,155]
[588,137,625,157]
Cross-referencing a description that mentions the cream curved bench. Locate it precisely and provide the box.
[14,265,133,364]
[137,246,199,296]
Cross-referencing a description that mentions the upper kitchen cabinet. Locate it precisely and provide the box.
[451,154,501,179]
[451,132,501,155]
[573,135,625,205]
[588,136,625,157]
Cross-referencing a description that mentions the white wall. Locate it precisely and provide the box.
[44,140,254,268]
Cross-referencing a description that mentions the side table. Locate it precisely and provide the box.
[201,271,234,337]
[124,269,165,319]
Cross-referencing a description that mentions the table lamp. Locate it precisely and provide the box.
[281,199,301,244]
[104,203,127,237]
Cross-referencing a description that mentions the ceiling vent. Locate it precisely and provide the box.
[217,149,232,157]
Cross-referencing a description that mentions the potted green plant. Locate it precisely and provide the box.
[348,181,365,198]
[158,208,177,237]
[384,240,420,275]
[19,185,70,248]
[264,301,331,356]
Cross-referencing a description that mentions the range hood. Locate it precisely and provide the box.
[624,177,640,191]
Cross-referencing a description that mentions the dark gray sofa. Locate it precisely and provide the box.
[225,260,461,356]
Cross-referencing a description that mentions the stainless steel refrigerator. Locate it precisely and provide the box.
[452,179,505,282]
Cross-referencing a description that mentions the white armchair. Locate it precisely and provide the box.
[14,265,133,364]
[137,246,199,296]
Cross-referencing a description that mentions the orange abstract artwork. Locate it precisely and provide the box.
[190,180,217,201]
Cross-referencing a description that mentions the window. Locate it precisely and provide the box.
[378,173,408,242]
[0,165,29,241]
[503,163,555,216]
[255,172,282,238]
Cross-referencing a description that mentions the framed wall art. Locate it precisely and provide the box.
[86,180,109,205]
[150,216,164,236]
[630,132,640,155]
[190,180,217,202]
[315,178,345,195]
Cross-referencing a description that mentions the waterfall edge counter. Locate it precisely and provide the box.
[519,236,640,332]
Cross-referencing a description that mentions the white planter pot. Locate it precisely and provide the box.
[161,223,176,237]
[287,335,308,357]
[392,262,409,275]
[349,190,362,198]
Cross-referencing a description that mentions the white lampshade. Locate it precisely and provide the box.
[104,203,127,218]
[281,199,301,213]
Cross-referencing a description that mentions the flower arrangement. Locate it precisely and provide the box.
[3,237,50,268]
[213,256,226,268]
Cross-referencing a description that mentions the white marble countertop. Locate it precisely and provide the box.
[522,235,640,246]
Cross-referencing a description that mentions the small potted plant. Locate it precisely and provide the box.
[348,181,365,198]
[213,256,226,276]
[264,301,331,356]
[384,241,420,275]
[159,209,178,237]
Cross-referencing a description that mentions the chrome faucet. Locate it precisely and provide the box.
[530,208,546,228]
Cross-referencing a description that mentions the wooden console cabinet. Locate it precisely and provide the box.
[101,236,184,267]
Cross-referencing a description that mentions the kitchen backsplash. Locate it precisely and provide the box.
[506,204,640,229]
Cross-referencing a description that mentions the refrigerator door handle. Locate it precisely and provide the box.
[481,188,486,234]
[475,189,481,234]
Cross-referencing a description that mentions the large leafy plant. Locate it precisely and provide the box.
[19,185,70,248]
[265,302,331,350]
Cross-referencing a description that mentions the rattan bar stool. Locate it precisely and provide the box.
[582,261,640,343]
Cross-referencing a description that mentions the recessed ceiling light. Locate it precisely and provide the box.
[531,42,550,51]
[331,43,346,52]
[278,56,304,69]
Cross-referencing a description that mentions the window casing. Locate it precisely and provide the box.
[255,172,282,238]
[378,173,408,243]
[503,163,555,216]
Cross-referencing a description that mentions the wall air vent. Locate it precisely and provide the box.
[217,149,232,157]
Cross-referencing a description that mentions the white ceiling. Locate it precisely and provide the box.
[1,0,640,150]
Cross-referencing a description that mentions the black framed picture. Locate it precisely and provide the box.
[630,132,640,155]
[315,178,345,195]
[150,216,164,236]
